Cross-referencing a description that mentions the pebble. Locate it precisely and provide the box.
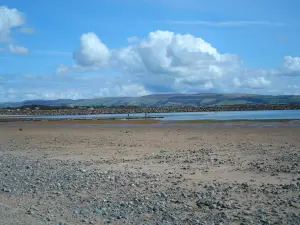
[0,138,300,225]
[80,209,89,215]
[94,208,105,215]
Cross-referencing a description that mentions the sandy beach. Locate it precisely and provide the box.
[0,123,300,224]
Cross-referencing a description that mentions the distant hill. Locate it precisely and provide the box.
[1,93,300,108]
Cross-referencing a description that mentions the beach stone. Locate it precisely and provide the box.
[80,209,89,215]
[94,208,105,215]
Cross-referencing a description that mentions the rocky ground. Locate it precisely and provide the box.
[0,124,300,225]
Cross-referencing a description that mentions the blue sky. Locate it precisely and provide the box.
[1,0,300,102]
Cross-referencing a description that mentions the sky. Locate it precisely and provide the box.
[0,0,300,102]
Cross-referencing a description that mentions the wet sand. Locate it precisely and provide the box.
[0,124,300,224]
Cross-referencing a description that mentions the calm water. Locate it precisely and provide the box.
[20,110,300,121]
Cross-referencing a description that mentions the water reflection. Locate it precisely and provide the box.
[18,110,300,121]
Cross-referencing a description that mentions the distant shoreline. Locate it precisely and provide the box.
[1,104,300,117]
[1,118,300,125]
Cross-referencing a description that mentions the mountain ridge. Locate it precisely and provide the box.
[1,93,300,108]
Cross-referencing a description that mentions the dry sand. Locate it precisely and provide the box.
[0,124,300,224]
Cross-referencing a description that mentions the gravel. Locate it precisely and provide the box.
[1,126,300,224]
[1,152,300,224]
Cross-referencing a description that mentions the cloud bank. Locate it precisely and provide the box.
[1,3,299,101]
[65,30,300,96]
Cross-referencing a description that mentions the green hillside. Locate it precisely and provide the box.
[1,93,300,108]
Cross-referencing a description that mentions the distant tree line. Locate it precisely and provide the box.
[3,104,143,110]
[2,103,300,111]
[5,105,74,110]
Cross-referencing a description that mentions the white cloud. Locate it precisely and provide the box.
[233,77,241,87]
[97,83,149,97]
[0,79,150,102]
[0,89,84,101]
[64,30,300,95]
[202,81,214,89]
[0,6,25,42]
[56,64,69,74]
[247,76,271,89]
[231,73,271,90]
[73,32,110,67]
[35,90,83,100]
[112,30,240,91]
[119,84,149,96]
[284,84,300,95]
[160,20,284,27]
[74,30,240,90]
[8,44,28,54]
[283,56,300,72]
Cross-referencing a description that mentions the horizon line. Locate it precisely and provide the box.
[1,92,300,104]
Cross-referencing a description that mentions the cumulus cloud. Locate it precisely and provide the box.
[0,6,25,42]
[65,30,300,95]
[283,56,300,72]
[73,32,110,67]
[0,6,33,55]
[72,30,240,93]
[8,44,28,54]
[202,81,214,90]
[247,76,271,89]
[232,75,271,90]
[113,30,238,81]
